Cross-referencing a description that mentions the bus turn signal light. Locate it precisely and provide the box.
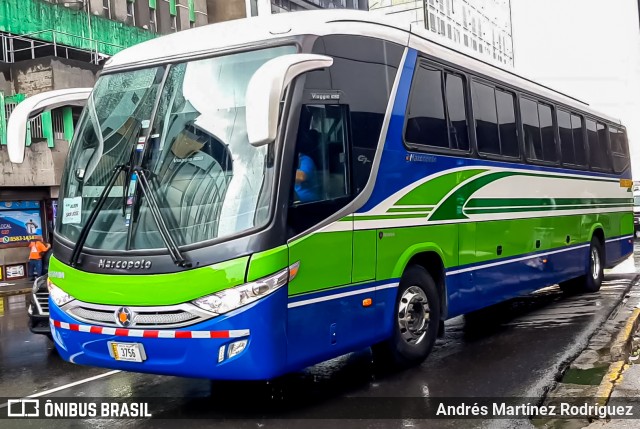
[362,298,372,307]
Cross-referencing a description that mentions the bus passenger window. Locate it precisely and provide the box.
[444,73,470,151]
[405,66,448,148]
[558,109,575,165]
[523,99,556,163]
[496,89,518,157]
[587,120,611,171]
[472,81,500,155]
[610,127,629,173]
[571,114,587,166]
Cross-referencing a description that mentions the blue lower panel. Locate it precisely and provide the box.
[286,281,398,370]
[50,287,289,380]
[446,244,591,318]
[605,236,633,267]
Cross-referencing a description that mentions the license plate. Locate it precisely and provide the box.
[108,342,146,363]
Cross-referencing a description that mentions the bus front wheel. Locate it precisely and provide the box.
[560,237,604,294]
[373,265,440,367]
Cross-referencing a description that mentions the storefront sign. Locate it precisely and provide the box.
[5,264,25,279]
[0,201,43,245]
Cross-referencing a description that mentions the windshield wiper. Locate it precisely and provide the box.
[70,164,126,267]
[133,167,192,268]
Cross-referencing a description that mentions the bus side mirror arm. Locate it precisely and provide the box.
[7,88,92,164]
[245,54,333,147]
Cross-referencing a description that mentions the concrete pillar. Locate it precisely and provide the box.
[176,0,191,30]
[134,0,152,30]
[110,0,129,22]
[88,0,104,16]
[194,0,209,26]
[157,0,173,33]
[206,0,246,23]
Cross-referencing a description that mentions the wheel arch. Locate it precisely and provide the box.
[393,245,448,320]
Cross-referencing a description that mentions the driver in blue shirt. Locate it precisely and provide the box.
[294,130,320,203]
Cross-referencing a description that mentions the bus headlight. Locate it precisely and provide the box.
[192,268,289,315]
[48,279,75,307]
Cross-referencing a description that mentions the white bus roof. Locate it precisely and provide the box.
[104,10,621,125]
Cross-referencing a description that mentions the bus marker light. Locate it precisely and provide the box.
[218,345,226,363]
[542,259,548,263]
[289,261,300,281]
[228,340,248,359]
[620,179,633,188]
[362,298,372,307]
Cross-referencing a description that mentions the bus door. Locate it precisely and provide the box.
[286,103,376,366]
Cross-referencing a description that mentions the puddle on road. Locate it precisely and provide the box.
[561,366,608,386]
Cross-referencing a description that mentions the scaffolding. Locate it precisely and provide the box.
[0,29,125,65]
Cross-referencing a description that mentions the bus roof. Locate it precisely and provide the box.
[103,10,621,125]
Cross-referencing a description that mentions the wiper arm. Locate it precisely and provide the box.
[133,167,192,268]
[70,164,126,267]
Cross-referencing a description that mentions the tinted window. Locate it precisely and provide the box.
[523,98,557,163]
[405,66,448,148]
[586,120,610,170]
[521,98,542,160]
[496,89,518,157]
[558,109,575,164]
[472,81,500,155]
[538,103,556,162]
[610,127,629,173]
[571,114,586,166]
[290,35,403,236]
[444,73,470,150]
[309,34,403,196]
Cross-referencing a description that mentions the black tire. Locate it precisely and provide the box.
[559,236,604,294]
[584,237,604,292]
[373,265,440,368]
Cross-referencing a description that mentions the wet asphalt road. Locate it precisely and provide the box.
[1,247,640,428]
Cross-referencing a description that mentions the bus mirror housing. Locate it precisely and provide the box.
[246,54,333,147]
[7,88,92,164]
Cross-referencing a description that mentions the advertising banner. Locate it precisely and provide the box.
[0,201,43,246]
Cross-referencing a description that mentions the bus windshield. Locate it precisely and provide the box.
[58,45,296,251]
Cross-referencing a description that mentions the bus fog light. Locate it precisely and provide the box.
[227,340,248,359]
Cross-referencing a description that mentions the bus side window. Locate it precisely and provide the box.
[609,127,629,173]
[287,105,351,236]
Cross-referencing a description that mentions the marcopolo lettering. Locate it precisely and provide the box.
[98,259,152,270]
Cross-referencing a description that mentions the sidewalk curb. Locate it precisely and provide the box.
[610,308,640,361]
[595,360,627,406]
[594,308,640,406]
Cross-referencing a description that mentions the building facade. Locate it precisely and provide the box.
[207,0,367,22]
[369,0,514,66]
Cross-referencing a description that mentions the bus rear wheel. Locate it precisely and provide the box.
[373,265,440,368]
[560,237,604,294]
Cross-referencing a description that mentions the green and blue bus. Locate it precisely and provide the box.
[8,10,633,379]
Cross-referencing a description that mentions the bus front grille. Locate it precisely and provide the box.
[63,301,214,329]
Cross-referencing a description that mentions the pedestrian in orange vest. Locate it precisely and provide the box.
[28,238,50,281]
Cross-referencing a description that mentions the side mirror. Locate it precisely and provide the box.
[7,88,92,164]
[245,54,333,147]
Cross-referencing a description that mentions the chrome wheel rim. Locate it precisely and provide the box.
[397,286,430,345]
[591,247,601,280]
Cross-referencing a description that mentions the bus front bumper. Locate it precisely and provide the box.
[48,287,289,380]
